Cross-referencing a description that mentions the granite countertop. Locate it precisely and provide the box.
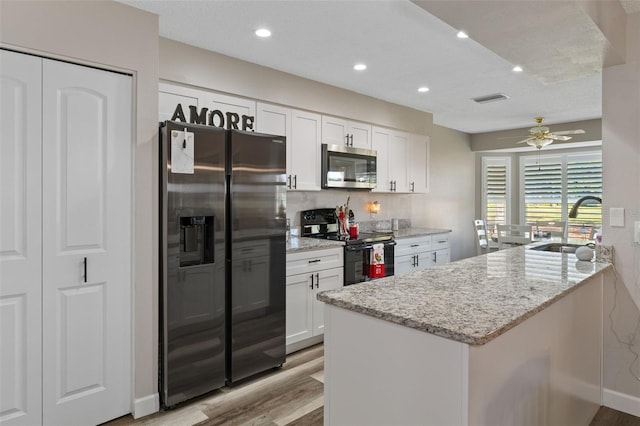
[286,236,344,253]
[392,227,451,239]
[317,245,612,345]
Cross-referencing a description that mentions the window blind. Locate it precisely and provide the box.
[523,159,563,223]
[482,157,510,231]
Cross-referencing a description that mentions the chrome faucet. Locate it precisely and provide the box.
[568,196,602,218]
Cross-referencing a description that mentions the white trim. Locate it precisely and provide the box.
[603,388,640,417]
[132,393,159,419]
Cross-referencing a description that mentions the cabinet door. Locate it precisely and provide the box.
[389,131,409,193]
[408,134,429,193]
[207,92,256,130]
[285,273,313,346]
[0,50,43,426]
[312,267,343,336]
[431,249,450,267]
[322,115,349,147]
[256,103,292,185]
[371,127,392,193]
[42,59,132,426]
[290,109,321,190]
[394,254,415,276]
[159,82,206,123]
[349,121,372,149]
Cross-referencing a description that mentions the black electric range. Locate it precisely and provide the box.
[301,208,395,285]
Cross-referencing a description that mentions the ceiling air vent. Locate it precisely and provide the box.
[472,93,509,104]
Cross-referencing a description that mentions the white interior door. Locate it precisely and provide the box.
[0,50,43,426]
[41,59,132,426]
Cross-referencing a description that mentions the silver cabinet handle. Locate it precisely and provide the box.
[433,252,437,262]
[410,181,415,192]
[390,181,394,191]
[83,257,87,283]
[287,175,291,189]
[293,175,297,189]
[315,273,320,288]
[310,274,314,289]
[308,259,321,264]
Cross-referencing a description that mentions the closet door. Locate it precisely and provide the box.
[41,59,132,425]
[0,50,43,426]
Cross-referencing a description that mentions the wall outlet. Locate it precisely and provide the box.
[635,221,640,244]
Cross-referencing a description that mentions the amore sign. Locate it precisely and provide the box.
[171,104,255,131]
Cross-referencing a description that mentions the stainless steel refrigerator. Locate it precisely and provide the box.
[159,121,286,407]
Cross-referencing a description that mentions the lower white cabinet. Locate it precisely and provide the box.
[394,233,450,276]
[286,247,343,350]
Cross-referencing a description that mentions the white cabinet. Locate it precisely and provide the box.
[372,126,409,193]
[286,247,343,350]
[394,233,450,276]
[408,134,429,193]
[256,103,321,191]
[322,115,372,149]
[394,235,433,276]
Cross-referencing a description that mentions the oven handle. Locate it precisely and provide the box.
[345,241,396,251]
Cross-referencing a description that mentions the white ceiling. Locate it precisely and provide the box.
[118,0,638,134]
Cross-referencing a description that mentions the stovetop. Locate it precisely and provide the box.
[309,231,394,246]
[301,208,393,246]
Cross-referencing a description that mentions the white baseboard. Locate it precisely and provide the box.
[132,393,159,419]
[603,388,640,417]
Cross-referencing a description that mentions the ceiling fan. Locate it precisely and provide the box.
[516,117,585,149]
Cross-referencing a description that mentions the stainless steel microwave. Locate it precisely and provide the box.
[321,144,377,189]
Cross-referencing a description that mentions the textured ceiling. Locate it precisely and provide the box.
[118,0,634,134]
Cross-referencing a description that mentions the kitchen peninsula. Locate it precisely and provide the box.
[318,246,613,426]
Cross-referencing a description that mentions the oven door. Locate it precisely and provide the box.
[344,241,395,286]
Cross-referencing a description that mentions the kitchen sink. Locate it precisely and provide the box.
[528,243,585,253]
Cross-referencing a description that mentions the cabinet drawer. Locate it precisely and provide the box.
[431,234,450,250]
[395,236,432,256]
[286,247,343,276]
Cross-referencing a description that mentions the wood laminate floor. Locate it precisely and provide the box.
[105,343,639,426]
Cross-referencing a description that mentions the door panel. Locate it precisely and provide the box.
[42,59,131,426]
[0,50,42,426]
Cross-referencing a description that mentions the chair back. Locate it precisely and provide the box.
[474,219,489,255]
[497,224,533,249]
[534,220,566,240]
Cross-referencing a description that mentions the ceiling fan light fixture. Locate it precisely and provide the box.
[526,138,554,149]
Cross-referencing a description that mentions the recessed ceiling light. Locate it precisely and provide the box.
[353,63,367,71]
[512,65,523,72]
[457,31,469,39]
[418,87,430,93]
[255,28,271,38]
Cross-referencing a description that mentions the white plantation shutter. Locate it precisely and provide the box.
[482,157,510,230]
[520,151,602,239]
[523,156,563,223]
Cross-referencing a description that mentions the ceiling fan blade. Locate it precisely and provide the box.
[516,137,535,144]
[548,134,572,141]
[553,129,585,135]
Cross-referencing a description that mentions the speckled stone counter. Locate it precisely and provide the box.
[317,245,612,345]
[392,227,451,239]
[286,236,344,253]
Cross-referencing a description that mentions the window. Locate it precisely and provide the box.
[482,157,510,234]
[520,151,602,240]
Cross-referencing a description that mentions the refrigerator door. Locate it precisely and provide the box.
[160,121,226,407]
[228,129,287,383]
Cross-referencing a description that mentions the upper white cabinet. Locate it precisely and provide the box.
[372,126,409,193]
[408,134,429,193]
[322,116,372,149]
[256,103,321,191]
[372,126,429,194]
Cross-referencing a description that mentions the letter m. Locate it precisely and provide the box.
[188,106,209,124]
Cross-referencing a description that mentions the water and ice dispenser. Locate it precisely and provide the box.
[179,216,214,267]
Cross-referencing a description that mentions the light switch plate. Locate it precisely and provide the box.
[609,207,625,227]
